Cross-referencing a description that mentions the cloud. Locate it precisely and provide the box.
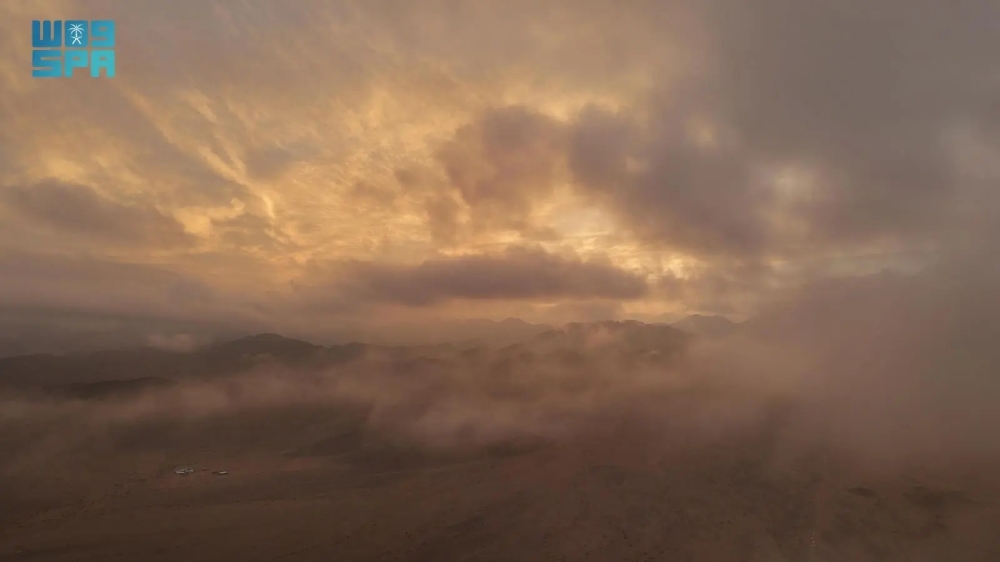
[696,0,992,245]
[563,0,996,257]
[302,246,649,307]
[0,0,998,341]
[657,261,780,317]
[422,105,568,242]
[568,103,773,257]
[243,140,320,181]
[0,252,262,328]
[211,212,288,252]
[1,180,192,248]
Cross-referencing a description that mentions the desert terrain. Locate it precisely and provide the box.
[1,322,998,562]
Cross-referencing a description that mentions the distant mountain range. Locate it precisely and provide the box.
[0,317,556,359]
[0,314,742,361]
[0,319,712,397]
[0,333,344,392]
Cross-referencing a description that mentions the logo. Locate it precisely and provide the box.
[68,23,85,46]
[32,19,116,78]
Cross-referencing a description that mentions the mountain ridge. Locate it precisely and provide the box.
[0,320,697,392]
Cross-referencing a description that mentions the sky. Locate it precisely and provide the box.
[1,0,998,348]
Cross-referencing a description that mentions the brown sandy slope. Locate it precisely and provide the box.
[1,399,998,562]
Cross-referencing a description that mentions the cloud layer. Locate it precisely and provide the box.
[1,0,998,345]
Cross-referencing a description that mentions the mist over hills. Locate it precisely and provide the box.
[3,311,1000,561]
[0,314,743,361]
[0,320,694,396]
[0,317,561,360]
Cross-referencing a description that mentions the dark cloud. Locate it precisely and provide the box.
[569,102,773,257]
[418,0,998,258]
[1,180,191,247]
[305,247,649,306]
[697,0,997,245]
[432,106,567,237]
[566,106,633,192]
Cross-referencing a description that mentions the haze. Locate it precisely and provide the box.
[1,1,999,560]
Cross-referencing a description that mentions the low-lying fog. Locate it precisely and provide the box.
[4,249,999,475]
